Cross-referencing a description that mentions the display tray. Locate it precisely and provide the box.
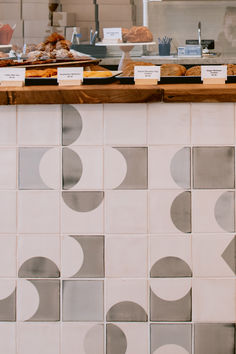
[25,71,122,86]
[118,75,236,84]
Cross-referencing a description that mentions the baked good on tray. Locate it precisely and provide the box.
[122,61,155,76]
[161,64,186,76]
[227,64,236,75]
[122,26,153,43]
[185,66,201,76]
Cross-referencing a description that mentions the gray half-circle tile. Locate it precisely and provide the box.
[106,301,148,322]
[106,324,127,354]
[0,288,16,321]
[62,148,83,190]
[62,191,104,212]
[115,147,148,190]
[19,148,51,190]
[170,147,191,189]
[27,279,60,321]
[150,288,192,321]
[221,236,236,274]
[151,324,192,353]
[18,257,60,278]
[71,236,104,278]
[150,257,192,278]
[84,324,104,354]
[214,191,235,232]
[62,104,83,146]
[170,191,191,233]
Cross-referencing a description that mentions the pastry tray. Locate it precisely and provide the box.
[118,75,236,84]
[25,71,122,86]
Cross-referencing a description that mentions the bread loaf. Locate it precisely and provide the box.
[123,26,153,43]
[161,64,186,77]
[122,61,155,77]
[185,66,201,76]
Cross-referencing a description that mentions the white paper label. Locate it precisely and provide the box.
[57,67,83,82]
[201,65,227,80]
[103,28,122,40]
[134,66,160,80]
[0,68,25,82]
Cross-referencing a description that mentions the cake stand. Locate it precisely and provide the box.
[96,42,156,70]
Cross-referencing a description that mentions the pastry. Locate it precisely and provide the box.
[122,61,155,77]
[185,66,201,76]
[123,26,153,43]
[227,64,236,76]
[36,42,46,51]
[161,64,186,76]
[122,28,129,42]
[45,32,65,44]
[56,40,70,51]
[83,71,112,78]
[26,68,57,78]
[84,65,108,71]
[53,49,73,59]
[45,43,55,53]
[27,50,51,61]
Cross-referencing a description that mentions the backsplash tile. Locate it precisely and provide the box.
[0,102,235,353]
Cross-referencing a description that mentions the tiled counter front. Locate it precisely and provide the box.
[0,102,235,354]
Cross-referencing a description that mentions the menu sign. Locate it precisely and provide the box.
[103,28,122,41]
[0,68,25,86]
[57,67,83,85]
[134,66,160,85]
[201,65,227,84]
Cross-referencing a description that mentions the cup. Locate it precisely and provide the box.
[158,43,170,56]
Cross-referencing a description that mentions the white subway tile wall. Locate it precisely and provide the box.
[0,103,234,354]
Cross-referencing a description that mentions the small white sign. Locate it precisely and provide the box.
[57,67,83,83]
[134,66,160,81]
[201,65,227,80]
[103,28,122,40]
[0,67,25,82]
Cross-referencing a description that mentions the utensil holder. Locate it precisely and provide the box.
[158,43,170,56]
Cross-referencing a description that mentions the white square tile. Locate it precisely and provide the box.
[192,234,235,277]
[191,103,235,145]
[62,323,104,354]
[63,146,103,190]
[149,146,191,189]
[0,149,16,189]
[104,104,147,145]
[192,279,236,322]
[0,106,16,146]
[0,236,16,277]
[105,191,148,234]
[192,190,234,233]
[105,236,147,277]
[63,104,103,146]
[18,191,60,233]
[18,105,61,146]
[149,190,191,234]
[61,191,104,234]
[0,192,16,233]
[18,323,60,354]
[0,323,16,354]
[148,103,190,144]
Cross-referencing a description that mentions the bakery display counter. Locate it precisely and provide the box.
[1,82,236,105]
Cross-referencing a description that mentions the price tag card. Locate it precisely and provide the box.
[201,65,227,84]
[57,67,83,86]
[103,28,122,42]
[0,67,25,86]
[134,66,160,85]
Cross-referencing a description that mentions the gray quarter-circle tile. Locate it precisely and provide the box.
[27,279,60,321]
[106,301,148,322]
[70,236,104,278]
[221,236,236,274]
[214,191,235,232]
[62,104,83,146]
[0,288,16,321]
[170,147,191,189]
[18,257,60,278]
[84,324,104,354]
[170,191,191,233]
[115,147,148,190]
[150,257,192,278]
[62,148,83,189]
[150,288,192,321]
[62,191,104,212]
[106,324,127,354]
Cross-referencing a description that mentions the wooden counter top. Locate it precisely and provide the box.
[1,83,236,105]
